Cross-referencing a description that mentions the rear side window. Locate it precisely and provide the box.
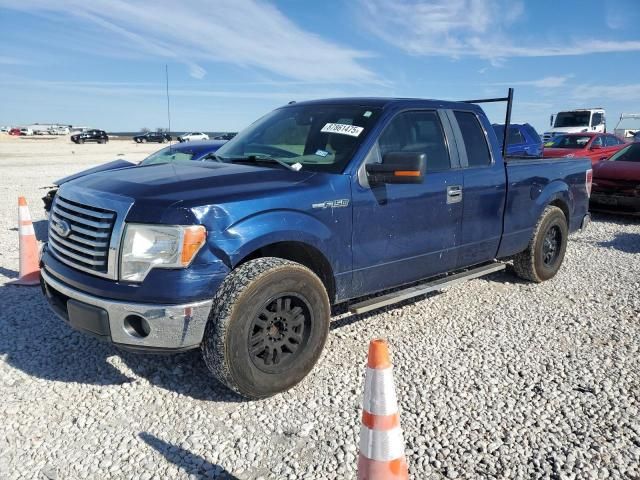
[378,111,451,172]
[604,135,621,146]
[454,111,492,167]
[508,127,524,145]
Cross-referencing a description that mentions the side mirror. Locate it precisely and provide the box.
[366,152,426,184]
[590,144,602,150]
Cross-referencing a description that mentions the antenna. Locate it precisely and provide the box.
[165,64,172,147]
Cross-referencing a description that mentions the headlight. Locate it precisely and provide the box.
[120,224,206,282]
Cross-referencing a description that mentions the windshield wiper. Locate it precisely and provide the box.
[221,154,296,171]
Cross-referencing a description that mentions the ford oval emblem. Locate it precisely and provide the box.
[53,219,72,238]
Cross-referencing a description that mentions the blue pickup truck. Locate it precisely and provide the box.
[40,93,592,398]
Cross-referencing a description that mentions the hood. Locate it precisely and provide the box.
[593,160,640,182]
[55,159,137,185]
[64,161,317,213]
[545,126,593,135]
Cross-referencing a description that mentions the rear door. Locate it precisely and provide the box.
[351,110,463,296]
[448,110,506,267]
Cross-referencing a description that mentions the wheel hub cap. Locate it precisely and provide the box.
[248,294,312,372]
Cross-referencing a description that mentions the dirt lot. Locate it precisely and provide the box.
[1,134,639,479]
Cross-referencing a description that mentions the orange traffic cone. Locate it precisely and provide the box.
[10,197,40,286]
[357,339,409,480]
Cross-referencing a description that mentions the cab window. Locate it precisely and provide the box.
[376,111,451,172]
[454,111,492,167]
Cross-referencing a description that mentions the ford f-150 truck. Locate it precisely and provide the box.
[40,92,592,399]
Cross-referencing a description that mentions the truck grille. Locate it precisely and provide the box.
[48,196,116,275]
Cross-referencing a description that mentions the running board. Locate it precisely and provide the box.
[349,262,506,315]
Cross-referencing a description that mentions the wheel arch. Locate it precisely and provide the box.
[236,241,336,303]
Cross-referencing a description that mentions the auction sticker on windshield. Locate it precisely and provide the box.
[321,123,364,137]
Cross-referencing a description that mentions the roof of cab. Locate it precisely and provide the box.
[281,97,483,113]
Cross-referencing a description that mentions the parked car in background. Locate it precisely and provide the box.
[133,132,172,143]
[20,128,34,136]
[42,140,228,212]
[492,123,542,157]
[590,142,640,215]
[213,133,237,140]
[49,126,70,135]
[543,108,606,143]
[39,94,592,399]
[1,126,10,133]
[543,133,626,165]
[9,128,21,136]
[71,129,109,144]
[178,132,209,142]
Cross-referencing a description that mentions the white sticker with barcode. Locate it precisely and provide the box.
[321,123,364,137]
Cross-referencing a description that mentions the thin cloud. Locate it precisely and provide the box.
[493,75,573,89]
[359,0,640,61]
[0,56,34,65]
[572,83,640,101]
[0,0,376,83]
[0,77,361,102]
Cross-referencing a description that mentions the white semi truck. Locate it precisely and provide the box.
[543,108,606,143]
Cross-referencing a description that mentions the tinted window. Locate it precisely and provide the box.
[508,127,524,144]
[141,146,200,165]
[377,111,450,172]
[491,125,524,145]
[591,113,603,127]
[455,111,491,167]
[522,124,541,142]
[604,135,622,146]
[609,143,640,162]
[549,135,591,148]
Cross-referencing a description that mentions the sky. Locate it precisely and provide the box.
[1,0,639,135]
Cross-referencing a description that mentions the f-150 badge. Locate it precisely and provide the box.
[312,199,350,209]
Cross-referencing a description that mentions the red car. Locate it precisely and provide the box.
[544,133,626,165]
[8,128,21,136]
[590,142,640,214]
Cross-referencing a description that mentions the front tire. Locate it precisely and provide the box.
[512,205,568,283]
[202,257,330,399]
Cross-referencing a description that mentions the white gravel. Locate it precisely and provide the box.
[1,136,639,479]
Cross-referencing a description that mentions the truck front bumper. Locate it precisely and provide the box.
[41,269,212,352]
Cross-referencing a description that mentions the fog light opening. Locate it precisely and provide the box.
[123,314,151,338]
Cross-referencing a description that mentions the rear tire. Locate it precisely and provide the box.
[202,257,330,399]
[512,205,568,283]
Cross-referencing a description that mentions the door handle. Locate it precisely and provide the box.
[447,185,462,204]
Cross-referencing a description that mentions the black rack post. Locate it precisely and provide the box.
[501,88,514,159]
[462,88,514,159]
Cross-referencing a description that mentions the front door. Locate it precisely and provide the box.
[351,110,463,297]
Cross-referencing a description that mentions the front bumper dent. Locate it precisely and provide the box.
[41,269,212,352]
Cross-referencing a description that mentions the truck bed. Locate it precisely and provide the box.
[498,156,592,258]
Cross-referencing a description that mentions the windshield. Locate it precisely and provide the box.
[609,143,640,162]
[214,104,382,173]
[554,111,591,128]
[141,146,199,165]
[548,135,591,149]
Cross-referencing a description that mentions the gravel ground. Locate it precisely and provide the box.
[1,136,639,479]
